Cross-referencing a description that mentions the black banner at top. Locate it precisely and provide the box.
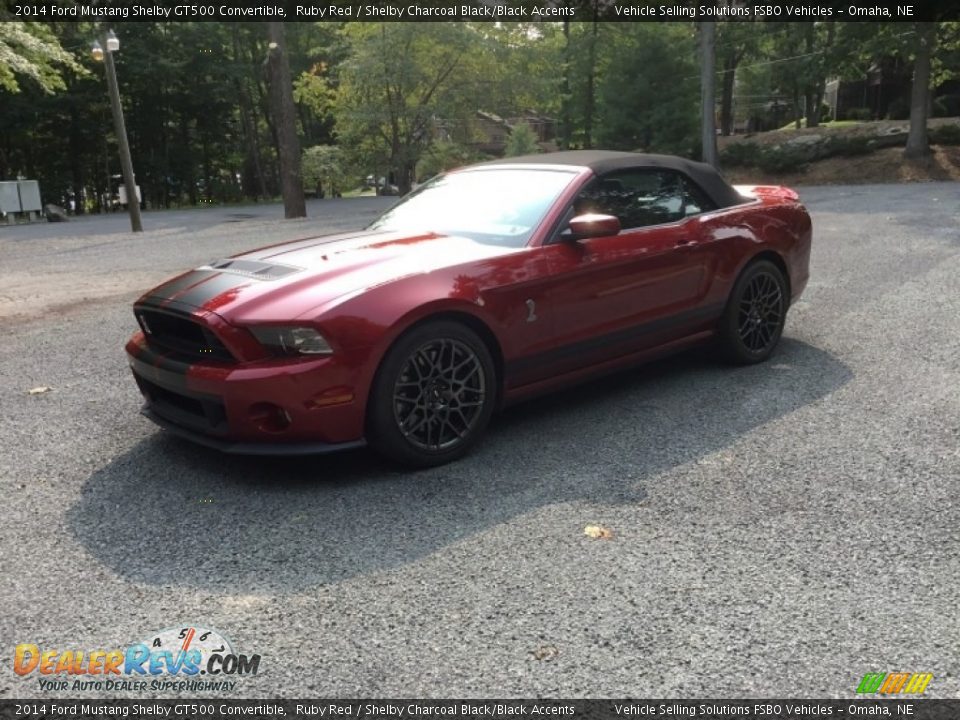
[3,0,960,22]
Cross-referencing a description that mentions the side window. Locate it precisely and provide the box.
[573,169,717,230]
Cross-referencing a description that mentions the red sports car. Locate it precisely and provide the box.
[126,151,811,467]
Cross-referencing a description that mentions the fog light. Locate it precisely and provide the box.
[249,402,291,433]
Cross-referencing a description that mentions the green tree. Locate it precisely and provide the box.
[0,21,85,94]
[504,123,541,156]
[467,22,563,119]
[266,22,305,218]
[416,140,474,181]
[717,20,763,135]
[301,144,351,196]
[699,21,718,166]
[828,22,957,156]
[286,21,346,149]
[333,23,487,195]
[594,23,699,156]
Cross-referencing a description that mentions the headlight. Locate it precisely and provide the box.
[249,326,333,356]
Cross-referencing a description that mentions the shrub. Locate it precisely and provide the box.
[844,107,873,122]
[417,141,474,181]
[721,142,812,173]
[935,94,960,117]
[720,142,764,167]
[301,145,351,197]
[930,124,960,145]
[757,146,810,174]
[504,123,541,157]
[886,97,910,121]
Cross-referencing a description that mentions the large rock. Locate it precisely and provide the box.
[785,134,825,147]
[44,204,68,222]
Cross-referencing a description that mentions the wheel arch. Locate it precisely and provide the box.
[744,249,791,304]
[364,308,507,424]
[405,310,505,394]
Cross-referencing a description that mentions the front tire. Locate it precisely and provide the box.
[367,321,497,468]
[718,259,788,364]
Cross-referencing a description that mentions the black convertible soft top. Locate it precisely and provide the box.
[477,150,746,210]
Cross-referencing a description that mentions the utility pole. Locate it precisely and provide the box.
[266,22,306,219]
[99,29,142,232]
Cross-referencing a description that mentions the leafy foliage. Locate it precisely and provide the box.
[721,131,920,173]
[930,123,960,145]
[416,141,477,181]
[504,123,541,157]
[333,23,490,194]
[4,20,959,211]
[301,144,351,196]
[0,21,86,94]
[593,24,699,156]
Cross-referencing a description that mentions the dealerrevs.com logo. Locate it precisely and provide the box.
[14,626,261,693]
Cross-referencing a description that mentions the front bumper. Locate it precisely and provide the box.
[126,331,369,453]
[140,405,365,455]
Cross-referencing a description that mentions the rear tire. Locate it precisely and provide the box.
[367,321,497,468]
[717,259,788,365]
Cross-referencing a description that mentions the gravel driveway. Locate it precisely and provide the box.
[1,185,958,698]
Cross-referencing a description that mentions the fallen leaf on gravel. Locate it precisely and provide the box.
[27,386,52,395]
[530,645,558,661]
[584,524,613,539]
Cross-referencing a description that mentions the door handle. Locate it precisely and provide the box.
[675,237,697,247]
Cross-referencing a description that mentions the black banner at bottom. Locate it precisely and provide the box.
[1,700,959,720]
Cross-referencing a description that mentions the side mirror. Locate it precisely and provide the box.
[561,213,621,242]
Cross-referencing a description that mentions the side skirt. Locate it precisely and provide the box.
[500,329,716,408]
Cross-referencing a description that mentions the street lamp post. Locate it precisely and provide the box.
[92,29,142,232]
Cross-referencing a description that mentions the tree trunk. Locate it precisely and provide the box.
[810,23,835,129]
[560,20,572,150]
[181,117,197,206]
[233,26,269,200]
[396,161,414,196]
[904,22,936,160]
[266,22,306,217]
[805,90,819,128]
[583,8,599,149]
[802,22,819,129]
[69,101,85,215]
[720,59,736,136]
[250,40,279,193]
[699,21,718,168]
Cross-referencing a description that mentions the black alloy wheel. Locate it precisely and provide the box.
[737,270,784,353]
[718,259,788,364]
[368,321,497,467]
[392,337,487,452]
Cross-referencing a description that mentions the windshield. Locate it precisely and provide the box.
[368,168,579,247]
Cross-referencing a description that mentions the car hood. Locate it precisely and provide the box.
[137,228,518,323]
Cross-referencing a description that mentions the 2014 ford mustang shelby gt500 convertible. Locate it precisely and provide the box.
[125,151,811,467]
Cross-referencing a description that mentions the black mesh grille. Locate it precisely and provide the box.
[135,308,234,363]
[134,374,228,434]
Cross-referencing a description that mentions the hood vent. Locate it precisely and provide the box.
[199,258,302,280]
